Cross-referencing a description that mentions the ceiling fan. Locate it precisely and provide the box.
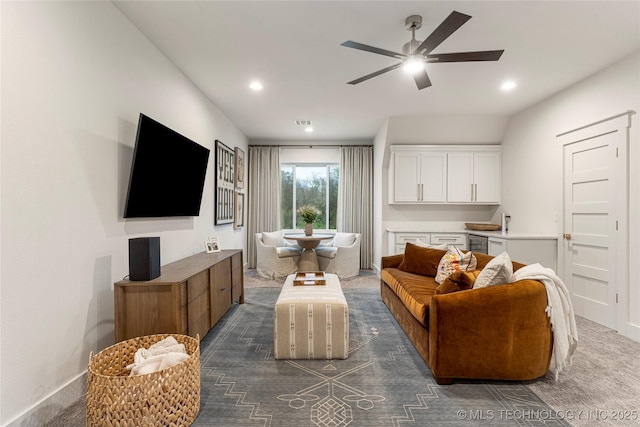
[341,11,504,90]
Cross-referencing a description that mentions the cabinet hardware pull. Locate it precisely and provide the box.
[470,183,474,201]
[563,233,572,240]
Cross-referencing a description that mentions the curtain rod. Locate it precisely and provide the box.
[248,144,373,148]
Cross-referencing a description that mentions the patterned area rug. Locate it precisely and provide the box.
[193,287,569,426]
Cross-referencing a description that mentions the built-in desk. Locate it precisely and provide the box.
[114,249,243,342]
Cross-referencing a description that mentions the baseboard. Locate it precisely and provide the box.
[372,263,381,277]
[624,322,640,342]
[4,372,86,427]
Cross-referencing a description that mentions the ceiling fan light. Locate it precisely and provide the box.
[249,81,263,91]
[501,80,517,91]
[403,56,425,73]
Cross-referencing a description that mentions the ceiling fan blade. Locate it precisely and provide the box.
[347,63,402,85]
[341,40,405,59]
[413,68,432,90]
[426,50,504,62]
[413,11,471,55]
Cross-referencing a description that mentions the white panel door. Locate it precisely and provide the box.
[563,133,618,329]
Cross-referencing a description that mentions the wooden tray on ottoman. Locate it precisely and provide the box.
[293,272,326,286]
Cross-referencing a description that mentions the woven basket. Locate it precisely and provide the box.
[86,334,200,426]
[465,222,501,231]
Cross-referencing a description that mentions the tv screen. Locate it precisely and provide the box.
[124,114,210,218]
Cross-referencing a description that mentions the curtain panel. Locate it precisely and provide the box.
[338,146,373,269]
[247,146,280,268]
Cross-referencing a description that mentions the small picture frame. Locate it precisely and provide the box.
[205,236,221,253]
[234,192,245,229]
[235,147,245,190]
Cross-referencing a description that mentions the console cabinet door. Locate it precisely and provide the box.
[187,271,210,339]
[210,260,232,326]
[231,252,243,303]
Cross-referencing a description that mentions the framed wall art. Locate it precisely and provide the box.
[234,192,245,229]
[235,147,245,190]
[215,140,234,225]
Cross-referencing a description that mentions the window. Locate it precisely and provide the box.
[281,164,339,230]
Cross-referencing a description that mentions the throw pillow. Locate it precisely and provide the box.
[414,238,448,250]
[435,270,481,294]
[435,246,478,284]
[398,243,447,277]
[473,251,514,289]
[262,230,285,247]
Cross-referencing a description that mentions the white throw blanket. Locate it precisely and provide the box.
[513,263,578,380]
[126,336,189,376]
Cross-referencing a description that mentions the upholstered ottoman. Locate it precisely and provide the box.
[274,273,349,359]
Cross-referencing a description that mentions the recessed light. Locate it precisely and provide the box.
[249,81,263,91]
[500,80,517,91]
[304,126,314,133]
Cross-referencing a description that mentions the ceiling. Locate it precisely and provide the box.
[113,1,640,141]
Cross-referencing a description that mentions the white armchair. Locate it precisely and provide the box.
[316,232,361,279]
[255,231,302,279]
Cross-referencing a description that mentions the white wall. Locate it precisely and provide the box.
[372,120,389,273]
[499,52,640,339]
[0,2,247,424]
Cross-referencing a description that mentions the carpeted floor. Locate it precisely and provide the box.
[46,270,640,426]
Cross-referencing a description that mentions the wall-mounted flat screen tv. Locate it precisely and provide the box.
[123,113,210,218]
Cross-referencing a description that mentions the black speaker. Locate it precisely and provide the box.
[129,237,160,281]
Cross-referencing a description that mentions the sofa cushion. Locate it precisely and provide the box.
[435,246,478,284]
[474,251,514,288]
[436,270,481,294]
[380,268,438,326]
[333,232,356,247]
[398,243,446,277]
[315,246,337,259]
[276,246,302,258]
[262,230,285,247]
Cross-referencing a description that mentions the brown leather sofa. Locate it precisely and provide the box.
[380,245,552,385]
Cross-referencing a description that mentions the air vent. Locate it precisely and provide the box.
[294,120,312,126]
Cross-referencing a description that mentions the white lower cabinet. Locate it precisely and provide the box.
[431,234,467,248]
[488,237,557,270]
[390,232,467,254]
[394,232,430,254]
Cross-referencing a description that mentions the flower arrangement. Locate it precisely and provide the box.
[297,205,320,224]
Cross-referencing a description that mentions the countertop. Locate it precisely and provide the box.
[387,228,557,240]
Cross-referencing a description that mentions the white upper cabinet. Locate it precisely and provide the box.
[390,150,446,203]
[389,145,501,205]
[447,150,501,204]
